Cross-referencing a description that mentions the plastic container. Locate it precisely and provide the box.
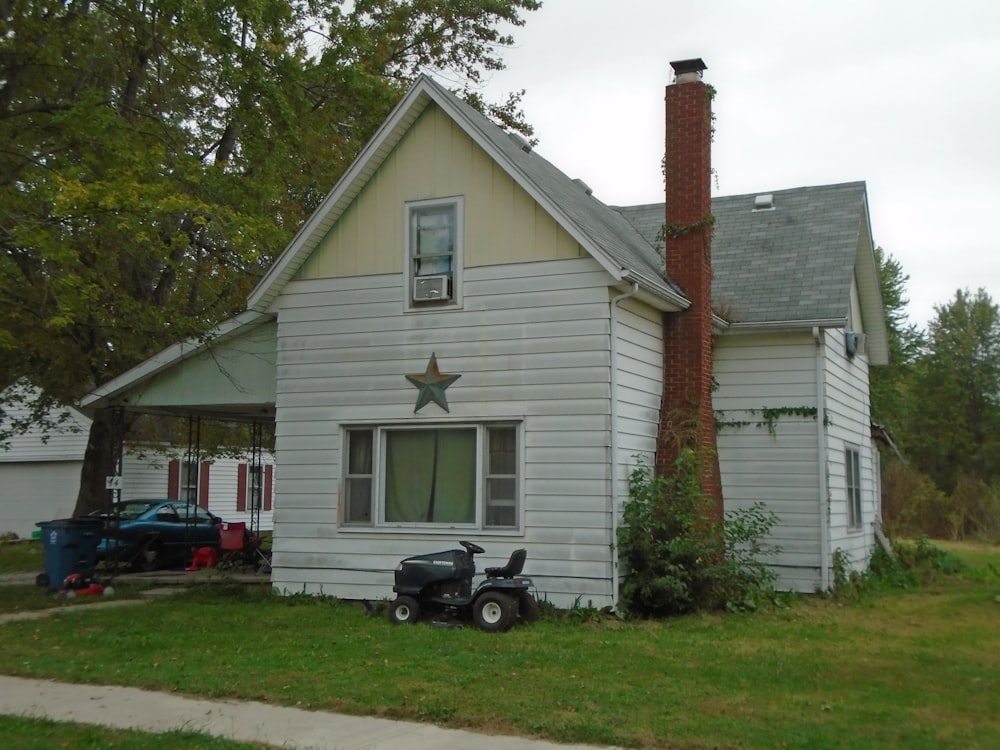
[35,518,104,589]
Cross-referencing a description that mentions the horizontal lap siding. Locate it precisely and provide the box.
[714,332,823,593]
[821,329,876,573]
[0,396,90,463]
[271,258,620,607]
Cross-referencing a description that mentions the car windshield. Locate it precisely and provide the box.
[116,501,158,520]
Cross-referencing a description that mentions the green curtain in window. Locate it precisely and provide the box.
[385,429,475,523]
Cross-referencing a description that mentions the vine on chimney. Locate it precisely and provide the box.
[657,214,716,243]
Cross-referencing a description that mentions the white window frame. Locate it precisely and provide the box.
[341,421,521,532]
[846,445,863,530]
[403,196,463,311]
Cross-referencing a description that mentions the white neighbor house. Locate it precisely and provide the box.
[83,62,888,606]
[1,390,276,538]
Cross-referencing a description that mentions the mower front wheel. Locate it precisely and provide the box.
[388,595,421,625]
[473,591,516,632]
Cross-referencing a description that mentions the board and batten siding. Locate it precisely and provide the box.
[714,331,825,592]
[296,104,583,282]
[820,327,877,575]
[270,256,631,607]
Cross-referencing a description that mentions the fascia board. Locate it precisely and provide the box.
[246,80,437,312]
[854,195,891,366]
[720,318,849,335]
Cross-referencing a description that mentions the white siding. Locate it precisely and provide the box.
[0,462,81,537]
[714,331,825,593]
[0,396,90,463]
[821,328,877,575]
[1,394,90,536]
[611,297,663,592]
[271,257,625,607]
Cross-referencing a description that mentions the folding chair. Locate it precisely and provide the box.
[219,521,271,574]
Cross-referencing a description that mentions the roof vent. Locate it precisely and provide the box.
[573,178,593,196]
[507,131,532,154]
[753,194,775,211]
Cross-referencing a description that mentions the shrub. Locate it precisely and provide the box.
[617,450,779,616]
[832,536,969,599]
[881,460,950,537]
[881,459,1000,542]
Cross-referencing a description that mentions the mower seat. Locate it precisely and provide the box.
[485,548,526,579]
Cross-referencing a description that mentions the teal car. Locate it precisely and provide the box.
[96,499,222,571]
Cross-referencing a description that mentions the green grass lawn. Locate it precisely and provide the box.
[0,540,43,574]
[0,716,270,749]
[0,541,998,749]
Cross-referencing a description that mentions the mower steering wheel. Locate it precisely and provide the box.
[460,540,485,555]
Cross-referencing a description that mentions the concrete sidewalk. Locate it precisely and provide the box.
[0,675,619,750]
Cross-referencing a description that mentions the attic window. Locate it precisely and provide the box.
[753,194,775,211]
[405,197,463,310]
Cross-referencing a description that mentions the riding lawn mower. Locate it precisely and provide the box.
[388,541,539,631]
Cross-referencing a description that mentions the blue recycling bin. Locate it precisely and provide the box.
[36,518,104,589]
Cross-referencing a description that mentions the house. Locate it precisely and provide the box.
[1,386,276,538]
[82,60,888,606]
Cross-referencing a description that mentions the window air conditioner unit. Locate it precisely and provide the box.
[413,274,450,302]
[845,331,867,358]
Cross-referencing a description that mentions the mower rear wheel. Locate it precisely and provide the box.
[473,591,516,632]
[517,592,540,623]
[388,595,421,625]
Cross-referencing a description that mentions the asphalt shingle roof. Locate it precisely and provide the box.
[436,81,684,299]
[617,182,869,324]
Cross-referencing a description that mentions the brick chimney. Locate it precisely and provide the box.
[657,58,724,519]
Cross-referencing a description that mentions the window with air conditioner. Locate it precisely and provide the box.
[405,197,462,309]
[342,422,520,530]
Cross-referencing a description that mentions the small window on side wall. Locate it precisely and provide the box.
[405,197,462,309]
[846,446,863,530]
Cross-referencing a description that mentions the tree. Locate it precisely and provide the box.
[903,288,1000,493]
[869,247,924,432]
[0,0,540,515]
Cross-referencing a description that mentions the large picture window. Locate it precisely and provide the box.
[846,446,863,530]
[405,197,462,308]
[343,423,519,530]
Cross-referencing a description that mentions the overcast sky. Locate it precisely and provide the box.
[477,0,1000,328]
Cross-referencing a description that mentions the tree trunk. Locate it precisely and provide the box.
[73,409,116,516]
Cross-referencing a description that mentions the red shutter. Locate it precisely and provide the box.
[167,460,180,499]
[264,465,274,511]
[199,462,210,509]
[236,464,248,512]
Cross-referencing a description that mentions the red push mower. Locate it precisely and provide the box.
[58,572,114,599]
[388,541,539,632]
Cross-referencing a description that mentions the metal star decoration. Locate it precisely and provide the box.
[405,353,461,413]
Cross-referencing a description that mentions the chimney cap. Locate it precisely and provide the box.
[670,58,707,78]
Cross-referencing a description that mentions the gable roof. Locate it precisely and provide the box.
[618,182,890,364]
[247,75,687,314]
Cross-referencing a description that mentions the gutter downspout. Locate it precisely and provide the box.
[813,326,831,590]
[610,282,640,610]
